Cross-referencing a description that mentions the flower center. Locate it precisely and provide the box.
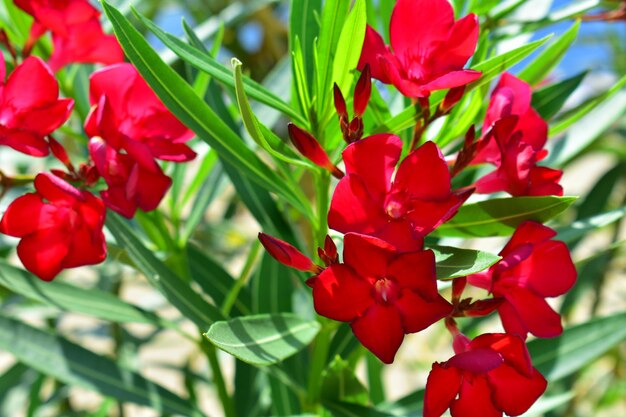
[373,277,400,304]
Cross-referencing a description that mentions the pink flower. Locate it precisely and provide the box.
[0,173,106,281]
[15,0,124,71]
[0,56,73,156]
[357,0,481,98]
[328,135,471,251]
[424,333,547,417]
[85,63,195,163]
[306,233,451,363]
[468,221,576,339]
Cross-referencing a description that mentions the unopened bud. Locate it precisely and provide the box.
[333,83,348,119]
[287,123,344,178]
[353,64,372,117]
[441,86,465,114]
[258,233,322,273]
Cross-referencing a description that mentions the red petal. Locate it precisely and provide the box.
[34,173,83,204]
[0,194,54,237]
[357,26,392,83]
[311,264,373,322]
[524,240,576,296]
[374,220,424,253]
[89,64,135,109]
[419,70,481,95]
[3,57,58,109]
[470,333,532,376]
[328,174,388,235]
[430,14,479,73]
[450,376,501,417]
[134,164,172,212]
[528,166,563,196]
[17,228,70,281]
[424,363,462,417]
[351,304,404,364]
[500,221,556,257]
[487,365,547,416]
[16,98,73,134]
[342,233,395,279]
[501,287,563,338]
[485,73,532,126]
[498,302,530,341]
[63,223,107,268]
[447,348,504,374]
[394,141,451,199]
[387,250,437,294]
[390,0,453,58]
[405,194,466,237]
[342,133,402,200]
[395,290,451,333]
[0,130,49,157]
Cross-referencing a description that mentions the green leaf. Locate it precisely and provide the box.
[0,316,202,416]
[524,393,575,417]
[433,196,577,238]
[323,401,394,417]
[550,74,626,137]
[135,9,306,126]
[290,0,321,94]
[103,3,312,218]
[204,313,321,366]
[0,261,166,326]
[292,36,313,117]
[332,0,367,97]
[430,246,501,279]
[529,312,626,381]
[518,21,580,86]
[106,213,225,328]
[320,357,368,405]
[532,71,587,120]
[315,0,350,118]
[555,205,626,244]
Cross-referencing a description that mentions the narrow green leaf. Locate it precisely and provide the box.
[292,36,313,116]
[321,357,368,405]
[550,74,626,136]
[134,9,306,126]
[0,316,202,416]
[434,196,577,238]
[103,3,312,218]
[556,205,626,244]
[332,0,367,95]
[106,213,225,328]
[518,21,580,86]
[204,313,321,366]
[524,393,575,417]
[532,71,587,120]
[323,401,394,417]
[430,246,501,279]
[316,0,350,118]
[0,261,165,326]
[290,0,321,93]
[529,312,626,381]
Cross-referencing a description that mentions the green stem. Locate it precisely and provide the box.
[314,172,331,250]
[221,240,261,316]
[304,320,334,412]
[202,342,236,417]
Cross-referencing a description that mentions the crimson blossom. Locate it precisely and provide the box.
[306,233,451,363]
[85,63,195,218]
[0,173,106,281]
[424,333,547,417]
[15,0,124,71]
[473,73,563,196]
[0,55,73,157]
[467,221,576,339]
[328,135,471,252]
[357,0,481,98]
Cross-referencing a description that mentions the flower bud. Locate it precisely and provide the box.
[287,123,344,178]
[353,64,372,117]
[333,83,348,119]
[259,233,322,273]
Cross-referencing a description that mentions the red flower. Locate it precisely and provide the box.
[467,221,576,339]
[475,116,563,197]
[0,56,73,156]
[85,63,195,163]
[88,137,172,219]
[424,333,547,417]
[328,135,471,251]
[357,0,481,98]
[306,233,451,363]
[0,173,106,281]
[474,73,548,165]
[15,0,124,71]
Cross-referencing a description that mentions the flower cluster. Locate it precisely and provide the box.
[259,1,576,416]
[0,0,194,280]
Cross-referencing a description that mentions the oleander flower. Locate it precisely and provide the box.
[357,0,481,98]
[424,333,547,417]
[328,135,471,251]
[0,172,106,281]
[467,221,576,339]
[306,233,451,363]
[0,55,73,156]
[15,0,124,70]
